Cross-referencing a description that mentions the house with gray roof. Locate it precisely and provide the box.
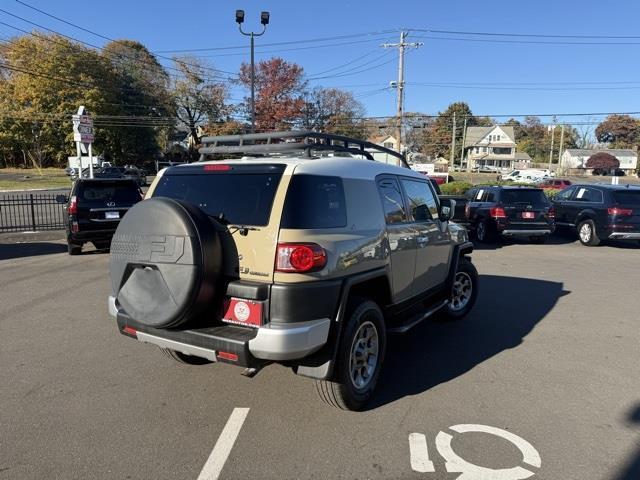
[561,149,638,174]
[463,125,524,170]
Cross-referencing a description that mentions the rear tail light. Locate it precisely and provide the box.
[68,195,78,215]
[489,207,506,219]
[548,207,555,219]
[276,243,327,273]
[608,207,633,216]
[223,298,263,327]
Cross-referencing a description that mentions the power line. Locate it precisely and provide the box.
[0,6,236,80]
[411,34,640,46]
[411,27,640,40]
[307,50,400,81]
[153,29,400,53]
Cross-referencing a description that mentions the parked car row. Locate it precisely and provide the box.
[71,165,147,186]
[461,183,640,246]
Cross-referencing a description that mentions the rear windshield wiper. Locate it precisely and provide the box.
[206,213,259,236]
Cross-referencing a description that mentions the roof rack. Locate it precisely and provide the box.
[198,131,409,168]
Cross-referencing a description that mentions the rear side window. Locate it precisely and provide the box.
[281,175,346,229]
[574,187,603,203]
[154,170,283,226]
[499,189,548,206]
[77,181,140,202]
[612,190,640,206]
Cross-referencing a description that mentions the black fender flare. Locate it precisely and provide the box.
[293,268,390,380]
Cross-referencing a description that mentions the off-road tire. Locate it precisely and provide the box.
[67,242,82,255]
[160,348,213,365]
[316,298,386,411]
[577,219,600,246]
[442,258,479,320]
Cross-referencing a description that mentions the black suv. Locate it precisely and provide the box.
[551,184,640,246]
[465,186,555,243]
[58,179,142,255]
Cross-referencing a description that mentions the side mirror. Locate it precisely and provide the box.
[440,198,456,222]
[55,194,68,204]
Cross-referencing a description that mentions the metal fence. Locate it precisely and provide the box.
[0,193,66,232]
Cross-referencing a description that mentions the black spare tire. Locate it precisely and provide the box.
[109,197,223,328]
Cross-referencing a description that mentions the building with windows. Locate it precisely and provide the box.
[560,149,638,174]
[463,126,519,170]
[367,135,400,164]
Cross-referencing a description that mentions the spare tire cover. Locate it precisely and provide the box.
[109,197,222,328]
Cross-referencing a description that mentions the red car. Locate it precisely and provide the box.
[540,179,572,189]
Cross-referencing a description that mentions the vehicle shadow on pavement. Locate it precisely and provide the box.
[614,404,640,480]
[369,274,570,410]
[0,242,67,260]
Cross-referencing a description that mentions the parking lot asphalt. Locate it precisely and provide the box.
[0,238,639,479]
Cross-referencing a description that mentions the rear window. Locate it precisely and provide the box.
[499,189,548,206]
[77,181,140,202]
[154,168,283,226]
[612,190,640,206]
[281,175,347,229]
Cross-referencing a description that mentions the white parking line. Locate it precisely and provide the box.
[408,432,435,473]
[197,407,250,480]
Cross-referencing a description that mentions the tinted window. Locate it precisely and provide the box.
[486,192,497,202]
[401,179,438,221]
[574,187,603,203]
[499,189,548,206]
[281,175,346,229]
[612,190,640,206]
[378,179,407,224]
[555,187,575,201]
[77,181,140,203]
[154,171,282,226]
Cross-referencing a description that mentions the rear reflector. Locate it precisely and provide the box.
[122,326,137,336]
[223,298,263,327]
[71,221,79,233]
[217,351,238,362]
[204,164,232,171]
[608,207,633,216]
[548,207,555,219]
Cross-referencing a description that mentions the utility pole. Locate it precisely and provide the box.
[460,116,468,169]
[547,124,556,171]
[557,124,565,173]
[382,31,422,164]
[449,112,457,169]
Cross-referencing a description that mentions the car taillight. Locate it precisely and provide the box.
[68,195,78,215]
[548,207,555,219]
[489,207,506,219]
[276,243,327,273]
[222,298,263,327]
[204,164,232,171]
[608,207,633,216]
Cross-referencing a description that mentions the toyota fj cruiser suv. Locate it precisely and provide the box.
[108,132,478,410]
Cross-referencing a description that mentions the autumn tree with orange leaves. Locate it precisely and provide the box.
[239,57,306,131]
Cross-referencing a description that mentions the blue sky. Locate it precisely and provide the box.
[2,0,640,125]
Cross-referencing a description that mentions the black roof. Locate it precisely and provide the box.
[571,183,640,191]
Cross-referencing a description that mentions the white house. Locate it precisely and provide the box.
[561,149,638,174]
[463,125,519,170]
[367,135,400,164]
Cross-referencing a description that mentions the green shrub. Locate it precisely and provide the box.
[440,181,472,195]
[544,188,563,199]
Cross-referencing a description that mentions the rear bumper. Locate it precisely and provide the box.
[108,296,331,364]
[609,232,640,240]
[501,229,553,237]
[69,228,116,242]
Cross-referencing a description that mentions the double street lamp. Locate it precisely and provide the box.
[236,9,270,133]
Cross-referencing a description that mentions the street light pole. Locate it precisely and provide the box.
[236,10,269,134]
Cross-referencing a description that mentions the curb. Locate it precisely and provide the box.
[0,230,66,244]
